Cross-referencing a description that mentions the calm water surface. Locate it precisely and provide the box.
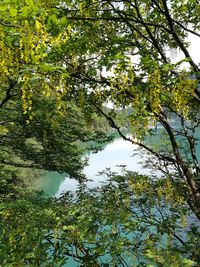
[37,136,158,266]
[32,132,198,266]
[33,135,159,197]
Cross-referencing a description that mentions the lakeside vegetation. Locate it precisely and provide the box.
[0,0,200,266]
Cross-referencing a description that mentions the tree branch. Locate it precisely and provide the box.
[161,0,200,74]
[0,80,17,108]
[91,100,176,165]
[0,20,20,28]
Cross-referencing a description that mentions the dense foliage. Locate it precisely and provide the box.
[0,0,200,266]
[0,170,199,266]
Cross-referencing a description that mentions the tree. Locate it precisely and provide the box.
[25,0,200,219]
[0,0,112,179]
[0,0,200,265]
[3,0,199,217]
[1,97,87,178]
[0,170,198,266]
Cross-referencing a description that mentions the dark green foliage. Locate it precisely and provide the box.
[0,171,198,266]
[0,0,200,265]
[0,95,114,181]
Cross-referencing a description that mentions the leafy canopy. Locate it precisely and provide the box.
[0,0,200,266]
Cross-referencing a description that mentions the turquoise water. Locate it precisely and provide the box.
[31,135,160,266]
[34,135,160,197]
[32,130,199,266]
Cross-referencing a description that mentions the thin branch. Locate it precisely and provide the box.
[133,0,168,63]
[0,161,44,170]
[91,100,176,164]
[154,110,200,211]
[105,0,154,45]
[0,80,17,108]
[180,116,200,176]
[173,19,200,38]
[0,20,20,28]
[161,0,200,74]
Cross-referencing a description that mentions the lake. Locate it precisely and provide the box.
[32,134,160,197]
[30,131,199,266]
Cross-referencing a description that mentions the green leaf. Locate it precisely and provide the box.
[25,0,34,6]
[182,259,195,267]
[162,63,172,71]
[49,14,58,25]
[21,6,32,17]
[146,249,155,259]
[10,8,17,17]
[0,5,7,12]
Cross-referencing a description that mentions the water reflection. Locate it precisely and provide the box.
[56,136,159,197]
